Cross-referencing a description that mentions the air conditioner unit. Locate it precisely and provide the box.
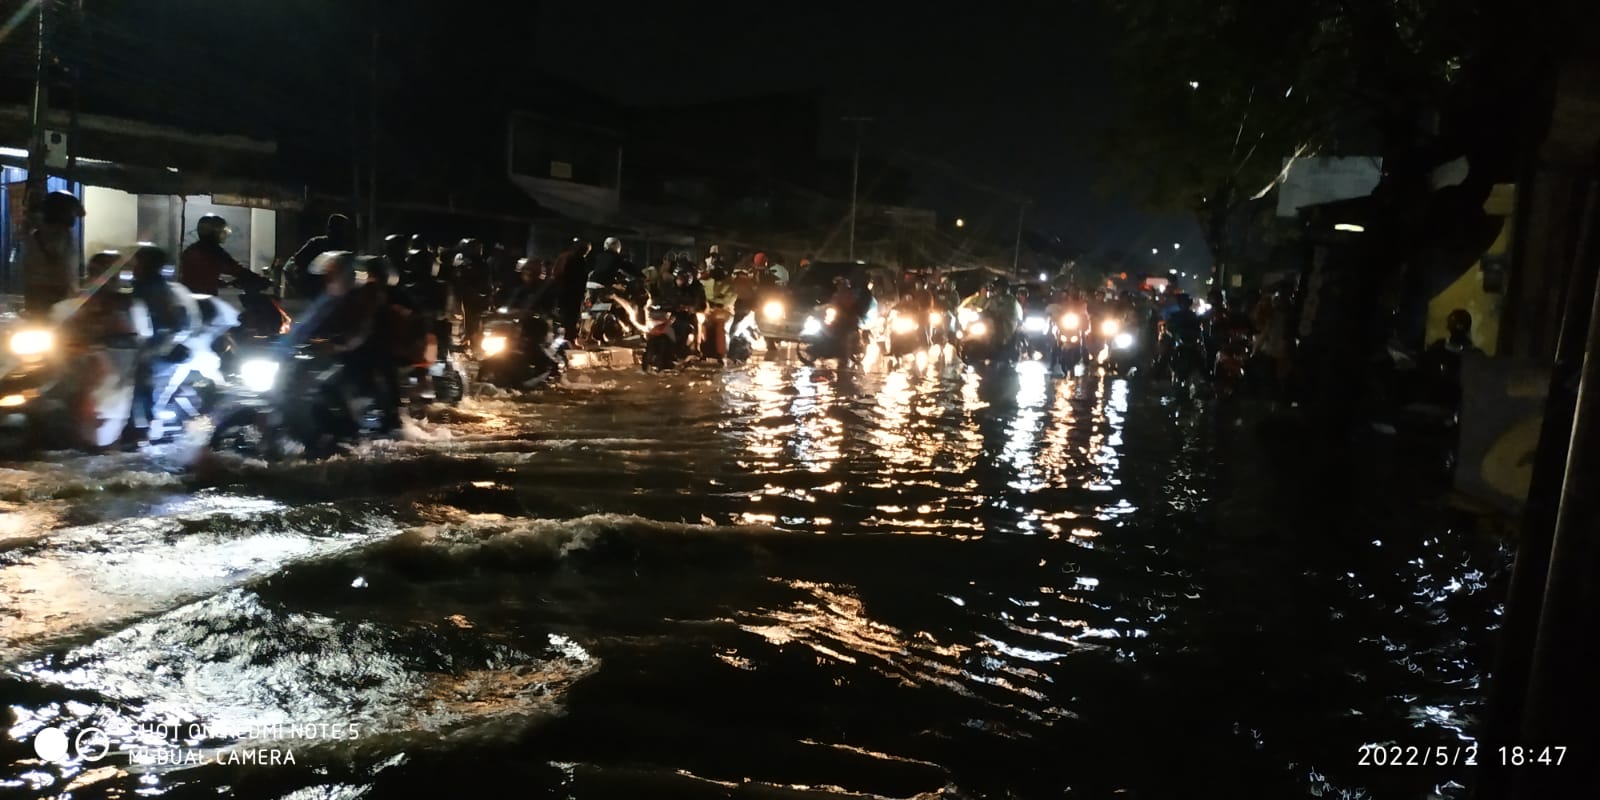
[44,130,68,169]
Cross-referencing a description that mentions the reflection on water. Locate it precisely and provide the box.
[0,357,1509,799]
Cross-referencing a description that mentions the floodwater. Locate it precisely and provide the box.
[1,352,1510,799]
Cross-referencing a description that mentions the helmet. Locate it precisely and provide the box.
[752,252,768,268]
[196,214,229,243]
[308,250,355,277]
[132,245,169,276]
[989,277,1009,292]
[603,236,621,251]
[1446,308,1473,336]
[42,190,84,224]
[672,264,695,280]
[452,252,468,268]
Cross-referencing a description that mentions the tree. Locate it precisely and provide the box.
[1101,0,1572,279]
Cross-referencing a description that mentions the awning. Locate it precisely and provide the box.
[0,150,302,208]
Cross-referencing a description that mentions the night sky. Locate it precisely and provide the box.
[534,1,1208,273]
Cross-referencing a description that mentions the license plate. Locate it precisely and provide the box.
[589,303,612,312]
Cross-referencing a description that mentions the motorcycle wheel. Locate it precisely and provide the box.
[210,408,281,460]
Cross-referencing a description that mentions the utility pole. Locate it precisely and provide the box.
[368,29,379,251]
[843,116,873,262]
[1012,201,1028,274]
[25,0,51,216]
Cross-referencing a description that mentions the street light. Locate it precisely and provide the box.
[1173,243,1181,251]
[955,218,965,228]
[1151,248,1159,255]
[1169,268,1178,275]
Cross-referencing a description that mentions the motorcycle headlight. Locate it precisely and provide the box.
[497,306,510,314]
[968,321,988,338]
[824,307,837,326]
[1100,319,1121,337]
[762,300,785,322]
[929,311,943,326]
[481,335,508,357]
[892,315,919,334]
[1023,316,1047,334]
[801,316,822,336]
[1114,332,1135,349]
[1061,312,1080,330]
[239,359,280,393]
[958,308,979,327]
[8,328,54,358]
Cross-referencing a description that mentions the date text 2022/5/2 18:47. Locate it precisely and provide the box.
[1357,744,1570,767]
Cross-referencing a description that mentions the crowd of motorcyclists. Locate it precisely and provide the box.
[5,191,1373,457]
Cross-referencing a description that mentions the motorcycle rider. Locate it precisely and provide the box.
[121,246,200,447]
[553,238,592,346]
[588,236,634,287]
[503,258,558,315]
[700,265,737,363]
[975,278,1022,350]
[303,250,400,435]
[288,213,353,300]
[178,214,252,296]
[23,190,86,318]
[452,239,492,351]
[658,264,707,357]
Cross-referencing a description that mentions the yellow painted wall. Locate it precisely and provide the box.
[1426,185,1514,356]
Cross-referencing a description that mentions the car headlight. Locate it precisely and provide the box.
[1100,319,1121,337]
[824,307,838,325]
[762,300,785,322]
[801,316,822,336]
[497,306,510,314]
[892,315,919,334]
[929,310,943,326]
[1114,332,1135,349]
[481,335,508,357]
[958,308,979,327]
[1061,312,1080,330]
[8,328,54,358]
[239,359,280,393]
[1023,316,1047,334]
[968,321,988,338]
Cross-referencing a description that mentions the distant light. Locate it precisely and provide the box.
[1285,86,1294,98]
[1188,81,1200,90]
[1334,223,1365,232]
[1172,243,1181,250]
[0,146,28,159]
[1038,272,1048,281]
[1169,268,1178,275]
[165,166,179,173]
[1151,248,1159,255]
[1206,278,1214,285]
[955,218,965,228]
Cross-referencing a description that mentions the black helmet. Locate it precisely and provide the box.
[42,190,84,224]
[672,264,695,280]
[197,214,229,243]
[132,245,168,277]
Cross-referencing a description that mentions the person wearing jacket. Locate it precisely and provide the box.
[700,266,737,362]
[179,214,252,296]
[288,214,352,300]
[23,190,85,317]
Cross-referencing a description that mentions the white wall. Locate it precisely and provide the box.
[82,186,138,257]
[250,208,276,270]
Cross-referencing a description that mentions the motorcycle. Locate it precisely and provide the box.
[1213,327,1252,400]
[476,306,565,389]
[1156,320,1206,395]
[210,343,391,460]
[0,318,141,450]
[956,308,1020,369]
[581,278,648,346]
[797,305,864,366]
[1017,311,1059,365]
[886,306,932,360]
[643,305,699,372]
[1054,309,1087,373]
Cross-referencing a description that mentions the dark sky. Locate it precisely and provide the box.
[534,1,1207,272]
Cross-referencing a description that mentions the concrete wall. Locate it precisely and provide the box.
[82,186,139,256]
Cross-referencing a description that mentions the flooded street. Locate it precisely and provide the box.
[1,355,1509,799]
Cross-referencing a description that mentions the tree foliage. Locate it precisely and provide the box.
[1101,0,1571,263]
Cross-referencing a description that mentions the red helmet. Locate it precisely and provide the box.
[753,252,768,268]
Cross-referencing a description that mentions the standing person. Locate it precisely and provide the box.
[552,238,592,347]
[178,214,251,296]
[452,239,492,349]
[700,266,737,364]
[288,213,353,299]
[23,190,85,318]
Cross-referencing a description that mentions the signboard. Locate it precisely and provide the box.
[1276,156,1382,217]
[550,161,573,179]
[210,193,302,211]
